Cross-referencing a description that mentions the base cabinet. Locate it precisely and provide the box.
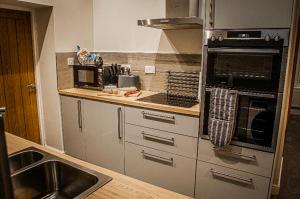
[125,142,196,197]
[84,100,124,174]
[195,161,270,199]
[61,96,125,174]
[61,96,86,161]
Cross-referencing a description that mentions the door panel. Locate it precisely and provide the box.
[84,100,124,174]
[206,0,294,29]
[61,96,86,160]
[0,9,40,143]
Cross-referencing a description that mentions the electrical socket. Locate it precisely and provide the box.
[67,57,74,65]
[145,65,156,74]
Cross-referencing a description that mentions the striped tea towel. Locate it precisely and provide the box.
[208,87,238,147]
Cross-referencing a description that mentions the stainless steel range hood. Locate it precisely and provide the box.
[138,0,203,30]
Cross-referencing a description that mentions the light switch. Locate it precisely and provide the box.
[145,65,156,74]
[67,57,74,65]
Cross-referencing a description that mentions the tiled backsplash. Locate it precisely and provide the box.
[56,52,202,92]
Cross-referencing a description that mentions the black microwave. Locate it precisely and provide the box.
[73,64,121,90]
[73,65,100,89]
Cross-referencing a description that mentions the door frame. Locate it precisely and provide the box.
[0,4,48,146]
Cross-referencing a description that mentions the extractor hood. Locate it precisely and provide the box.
[137,0,203,30]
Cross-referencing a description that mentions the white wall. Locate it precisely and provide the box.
[53,0,94,52]
[93,0,202,54]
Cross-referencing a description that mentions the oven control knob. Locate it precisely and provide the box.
[218,36,224,41]
[265,35,271,42]
[211,36,216,41]
[274,35,280,42]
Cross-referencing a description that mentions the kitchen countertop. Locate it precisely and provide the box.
[59,88,200,117]
[6,133,191,199]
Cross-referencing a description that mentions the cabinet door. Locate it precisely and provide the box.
[84,100,124,174]
[195,161,270,199]
[125,142,196,197]
[61,96,86,160]
[205,0,294,29]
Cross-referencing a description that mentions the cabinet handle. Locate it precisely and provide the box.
[142,132,175,146]
[77,100,82,130]
[209,0,214,27]
[141,150,174,166]
[213,147,257,161]
[142,111,175,124]
[118,107,123,139]
[210,168,253,185]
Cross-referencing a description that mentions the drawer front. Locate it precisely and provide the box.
[125,107,199,137]
[195,161,270,199]
[125,124,198,159]
[125,142,196,197]
[198,139,274,177]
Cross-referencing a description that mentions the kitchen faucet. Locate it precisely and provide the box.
[0,107,14,199]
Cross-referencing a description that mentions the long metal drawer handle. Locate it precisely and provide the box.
[207,48,280,54]
[209,0,214,26]
[142,111,175,123]
[213,147,257,161]
[77,100,82,130]
[117,107,123,139]
[210,168,253,185]
[141,150,174,166]
[142,132,175,146]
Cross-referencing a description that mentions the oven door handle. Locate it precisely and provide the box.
[207,48,280,54]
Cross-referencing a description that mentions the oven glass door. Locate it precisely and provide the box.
[206,48,282,92]
[202,91,277,149]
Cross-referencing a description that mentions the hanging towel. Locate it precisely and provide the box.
[208,87,238,147]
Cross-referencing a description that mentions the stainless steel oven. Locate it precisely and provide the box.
[200,29,289,152]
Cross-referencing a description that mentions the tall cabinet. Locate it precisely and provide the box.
[60,96,125,174]
[205,0,294,29]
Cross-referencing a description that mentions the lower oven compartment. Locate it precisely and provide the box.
[202,89,279,151]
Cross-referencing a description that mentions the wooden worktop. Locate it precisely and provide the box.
[59,88,200,117]
[6,133,191,199]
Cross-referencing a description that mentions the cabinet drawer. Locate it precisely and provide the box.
[198,139,274,177]
[125,142,196,197]
[195,161,270,199]
[125,124,198,159]
[125,107,199,137]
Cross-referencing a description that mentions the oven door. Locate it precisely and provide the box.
[205,47,283,92]
[201,90,278,152]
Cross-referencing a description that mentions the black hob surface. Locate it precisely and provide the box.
[137,93,198,108]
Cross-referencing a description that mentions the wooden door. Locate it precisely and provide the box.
[0,9,40,143]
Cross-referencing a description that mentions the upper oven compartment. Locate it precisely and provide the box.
[205,47,283,93]
[203,29,289,93]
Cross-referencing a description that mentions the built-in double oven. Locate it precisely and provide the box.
[200,29,289,152]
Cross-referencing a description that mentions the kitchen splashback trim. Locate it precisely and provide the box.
[56,52,202,92]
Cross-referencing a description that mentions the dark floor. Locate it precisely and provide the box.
[278,114,300,199]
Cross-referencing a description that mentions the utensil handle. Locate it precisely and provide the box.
[213,147,257,161]
[77,100,83,130]
[118,107,123,139]
[210,168,253,185]
[141,150,174,166]
[142,132,175,146]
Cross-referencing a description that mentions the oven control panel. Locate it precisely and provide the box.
[204,29,290,46]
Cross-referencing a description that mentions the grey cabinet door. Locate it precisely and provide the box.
[205,0,294,29]
[84,100,125,174]
[61,96,86,160]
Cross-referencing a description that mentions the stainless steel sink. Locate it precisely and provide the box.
[10,147,112,199]
[9,150,44,173]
